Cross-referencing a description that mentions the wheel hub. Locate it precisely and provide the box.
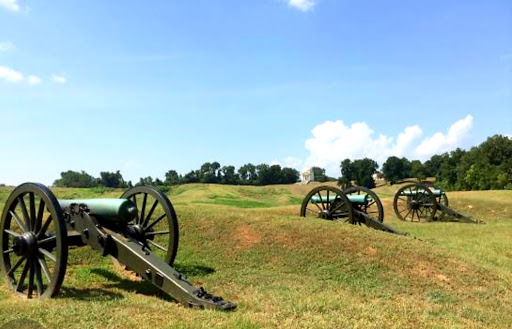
[126,224,146,242]
[12,232,38,257]
[410,200,420,210]
[319,210,331,220]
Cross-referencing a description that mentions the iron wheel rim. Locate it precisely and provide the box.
[121,186,179,266]
[0,183,68,298]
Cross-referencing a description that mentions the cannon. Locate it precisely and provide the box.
[300,185,405,235]
[0,183,236,310]
[392,183,483,224]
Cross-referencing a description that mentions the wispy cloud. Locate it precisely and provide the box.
[52,74,67,84]
[0,0,20,12]
[0,41,15,52]
[0,65,24,82]
[300,115,474,175]
[27,75,42,85]
[0,65,43,85]
[288,0,316,12]
[270,156,303,169]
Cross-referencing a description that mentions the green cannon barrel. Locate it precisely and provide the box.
[400,189,443,197]
[310,195,370,205]
[58,199,138,222]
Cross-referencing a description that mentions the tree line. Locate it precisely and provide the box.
[53,162,301,188]
[340,135,512,191]
[51,135,512,191]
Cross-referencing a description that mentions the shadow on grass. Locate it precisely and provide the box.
[56,262,217,302]
[90,268,173,301]
[57,286,124,301]
[173,263,216,277]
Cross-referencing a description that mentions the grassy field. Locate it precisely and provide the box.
[0,182,511,329]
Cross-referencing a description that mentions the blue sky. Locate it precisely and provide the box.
[1,0,511,185]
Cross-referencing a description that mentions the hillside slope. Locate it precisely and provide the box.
[0,183,511,328]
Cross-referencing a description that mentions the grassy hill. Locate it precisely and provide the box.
[0,183,511,329]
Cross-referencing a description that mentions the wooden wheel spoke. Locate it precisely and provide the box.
[140,193,148,225]
[4,229,20,237]
[7,257,25,276]
[29,193,36,233]
[145,230,170,236]
[38,236,57,245]
[16,260,30,292]
[37,215,53,238]
[38,256,51,281]
[305,207,320,216]
[38,248,57,262]
[27,259,35,298]
[3,248,14,255]
[9,211,27,233]
[18,196,31,231]
[147,239,167,251]
[145,214,166,232]
[316,192,325,210]
[143,200,159,227]
[34,259,44,296]
[35,199,45,233]
[329,201,346,214]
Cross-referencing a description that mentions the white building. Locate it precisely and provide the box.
[301,167,315,184]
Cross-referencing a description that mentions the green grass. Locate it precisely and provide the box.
[0,183,511,328]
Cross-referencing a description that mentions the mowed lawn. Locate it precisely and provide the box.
[0,183,511,329]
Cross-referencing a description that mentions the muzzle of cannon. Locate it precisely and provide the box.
[300,185,405,235]
[0,183,236,310]
[392,183,484,224]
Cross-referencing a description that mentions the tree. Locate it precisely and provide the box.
[54,170,97,188]
[312,167,329,182]
[238,163,257,185]
[199,162,221,183]
[338,159,354,188]
[136,176,154,186]
[99,170,126,188]
[164,170,181,185]
[410,160,426,181]
[220,166,239,185]
[338,158,378,188]
[281,167,300,184]
[182,170,200,184]
[382,156,411,184]
[255,164,270,185]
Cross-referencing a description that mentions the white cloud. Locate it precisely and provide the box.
[0,66,44,85]
[270,156,303,169]
[0,65,23,82]
[393,125,423,157]
[416,115,473,157]
[302,115,474,176]
[27,75,42,85]
[52,74,67,84]
[0,41,15,52]
[0,0,20,11]
[288,0,316,12]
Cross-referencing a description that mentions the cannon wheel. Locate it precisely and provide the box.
[300,186,354,223]
[393,183,438,222]
[421,182,449,221]
[121,186,179,266]
[0,183,68,298]
[342,186,384,223]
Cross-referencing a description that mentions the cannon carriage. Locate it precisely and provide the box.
[392,183,483,224]
[0,183,235,310]
[300,185,404,235]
